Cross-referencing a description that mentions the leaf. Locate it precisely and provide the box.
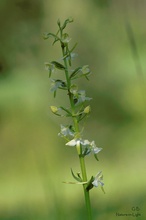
[68,52,72,66]
[77,172,82,179]
[60,107,72,116]
[70,67,81,79]
[94,153,99,161]
[70,43,78,53]
[63,181,87,185]
[70,65,91,80]
[54,90,56,98]
[51,61,65,70]
[77,113,87,123]
[71,168,82,182]
[62,43,78,61]
[52,38,60,45]
[101,186,106,194]
[86,176,94,191]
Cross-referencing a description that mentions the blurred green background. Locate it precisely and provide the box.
[0,0,146,219]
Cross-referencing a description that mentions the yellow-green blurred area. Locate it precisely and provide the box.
[0,0,146,219]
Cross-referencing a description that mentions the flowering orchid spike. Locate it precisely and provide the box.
[44,18,105,218]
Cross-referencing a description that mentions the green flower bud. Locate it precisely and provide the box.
[57,19,61,27]
[84,105,91,114]
[50,106,58,113]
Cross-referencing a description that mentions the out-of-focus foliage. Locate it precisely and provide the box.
[0,0,43,76]
[93,0,111,8]
[0,0,146,219]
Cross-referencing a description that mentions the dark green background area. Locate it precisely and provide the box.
[0,0,146,219]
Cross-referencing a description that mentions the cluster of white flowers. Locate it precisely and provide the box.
[66,138,102,156]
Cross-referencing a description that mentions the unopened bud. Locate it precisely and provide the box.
[84,105,91,114]
[50,106,58,113]
[57,19,61,27]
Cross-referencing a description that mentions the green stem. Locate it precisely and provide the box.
[61,45,79,132]
[61,37,92,220]
[79,156,92,220]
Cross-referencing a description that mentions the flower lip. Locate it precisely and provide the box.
[93,147,102,154]
[66,139,77,146]
[92,171,104,187]
[66,138,90,147]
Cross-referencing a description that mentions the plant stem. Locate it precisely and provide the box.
[79,155,92,220]
[61,43,92,220]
